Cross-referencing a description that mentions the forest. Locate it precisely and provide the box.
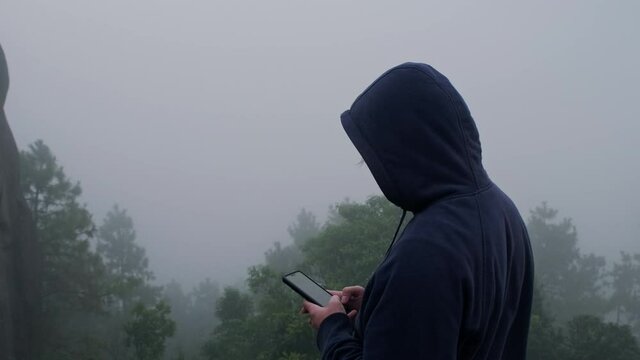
[20,139,640,360]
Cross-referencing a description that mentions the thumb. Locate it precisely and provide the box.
[302,300,321,313]
[328,295,344,307]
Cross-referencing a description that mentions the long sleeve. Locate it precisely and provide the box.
[316,239,466,360]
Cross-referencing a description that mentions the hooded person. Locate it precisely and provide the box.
[1,44,42,360]
[302,63,534,359]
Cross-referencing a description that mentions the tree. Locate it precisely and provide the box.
[264,241,302,274]
[303,196,403,288]
[97,204,154,310]
[287,208,320,247]
[610,252,640,336]
[185,279,221,358]
[527,203,607,322]
[20,140,107,358]
[163,279,220,360]
[564,315,640,360]
[527,282,567,360]
[265,209,320,273]
[202,287,257,360]
[203,197,402,360]
[215,287,253,323]
[204,197,640,359]
[162,280,189,360]
[20,140,103,309]
[203,209,323,360]
[96,204,159,359]
[125,301,176,360]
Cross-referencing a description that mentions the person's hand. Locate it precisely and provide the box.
[338,285,365,312]
[301,295,352,329]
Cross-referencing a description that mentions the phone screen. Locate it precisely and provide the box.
[283,271,332,306]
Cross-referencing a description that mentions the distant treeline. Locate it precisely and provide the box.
[21,140,182,359]
[21,140,640,360]
[203,200,640,360]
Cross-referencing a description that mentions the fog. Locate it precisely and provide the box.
[1,0,638,288]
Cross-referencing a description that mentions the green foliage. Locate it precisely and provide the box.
[527,313,567,360]
[187,279,222,356]
[528,294,640,360]
[265,241,303,274]
[527,202,607,322]
[527,204,640,357]
[20,140,104,310]
[527,282,568,360]
[205,199,640,359]
[215,287,253,323]
[125,301,176,360]
[203,287,256,360]
[201,210,322,359]
[20,140,108,358]
[303,196,403,288]
[18,140,640,359]
[163,279,221,360]
[202,316,258,360]
[610,252,640,336]
[97,204,161,359]
[246,266,317,359]
[98,204,154,309]
[20,140,169,360]
[564,315,640,360]
[265,209,320,273]
[288,208,320,247]
[203,197,403,360]
[203,268,316,360]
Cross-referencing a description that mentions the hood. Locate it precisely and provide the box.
[341,63,490,212]
[0,45,8,106]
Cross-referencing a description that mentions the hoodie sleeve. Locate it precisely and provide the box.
[316,239,466,360]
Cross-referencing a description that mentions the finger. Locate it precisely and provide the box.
[299,306,308,314]
[341,295,350,304]
[328,295,346,311]
[342,286,363,295]
[328,290,343,296]
[302,300,321,313]
[329,295,342,305]
[347,310,358,319]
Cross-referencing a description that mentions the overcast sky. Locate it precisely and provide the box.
[1,0,638,288]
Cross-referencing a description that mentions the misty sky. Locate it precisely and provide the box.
[1,1,638,288]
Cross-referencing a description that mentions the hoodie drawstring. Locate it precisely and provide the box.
[385,209,407,257]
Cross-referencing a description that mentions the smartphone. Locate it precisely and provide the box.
[282,270,332,307]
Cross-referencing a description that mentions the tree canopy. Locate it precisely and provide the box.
[16,140,640,359]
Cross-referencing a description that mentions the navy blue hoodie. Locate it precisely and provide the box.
[317,63,534,359]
